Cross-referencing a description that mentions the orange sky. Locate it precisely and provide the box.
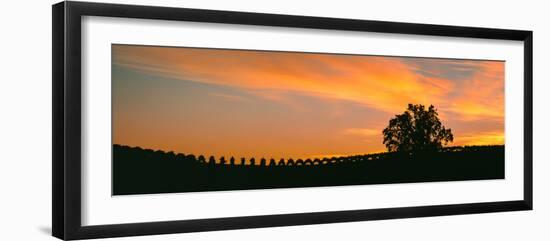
[112,44,505,159]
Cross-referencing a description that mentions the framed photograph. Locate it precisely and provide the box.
[52,1,533,240]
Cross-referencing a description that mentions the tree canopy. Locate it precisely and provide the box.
[382,104,453,153]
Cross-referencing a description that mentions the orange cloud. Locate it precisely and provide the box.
[113,45,505,150]
[113,45,457,116]
[444,61,504,121]
[454,131,505,146]
[343,128,381,137]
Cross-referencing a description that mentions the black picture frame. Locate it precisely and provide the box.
[52,1,533,240]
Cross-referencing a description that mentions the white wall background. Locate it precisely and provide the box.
[0,0,547,240]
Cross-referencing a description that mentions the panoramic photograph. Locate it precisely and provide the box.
[111,44,505,195]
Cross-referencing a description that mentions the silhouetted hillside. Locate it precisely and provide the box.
[113,144,504,195]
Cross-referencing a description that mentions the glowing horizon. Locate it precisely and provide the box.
[112,44,504,160]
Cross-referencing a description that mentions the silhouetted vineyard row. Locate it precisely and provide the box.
[113,144,504,195]
[113,144,502,167]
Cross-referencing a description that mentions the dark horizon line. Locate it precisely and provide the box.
[112,143,506,161]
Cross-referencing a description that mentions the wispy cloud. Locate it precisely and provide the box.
[208,92,249,102]
[403,58,484,80]
[444,61,505,121]
[113,45,505,150]
[113,45,462,115]
[114,46,503,123]
[454,131,505,146]
[343,128,381,137]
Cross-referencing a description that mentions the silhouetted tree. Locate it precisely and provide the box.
[278,158,286,166]
[260,158,267,166]
[186,154,196,163]
[230,156,235,166]
[269,158,277,166]
[287,158,295,166]
[249,157,256,166]
[198,155,206,164]
[208,156,216,166]
[313,158,321,165]
[383,104,453,153]
[240,157,246,166]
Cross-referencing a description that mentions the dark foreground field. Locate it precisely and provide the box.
[113,144,504,195]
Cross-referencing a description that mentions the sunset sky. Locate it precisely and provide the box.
[112,44,505,160]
